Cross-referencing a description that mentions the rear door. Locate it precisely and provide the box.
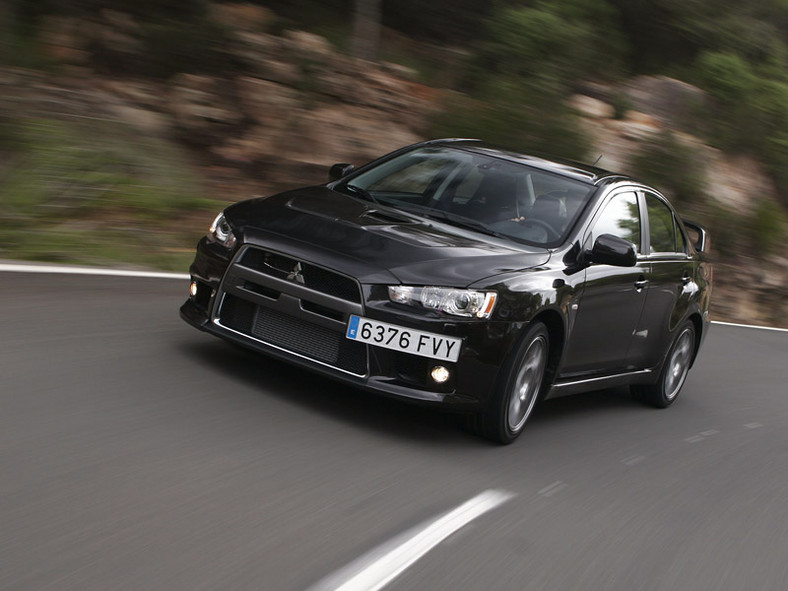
[627,191,696,369]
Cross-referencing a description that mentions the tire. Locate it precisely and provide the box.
[633,321,695,408]
[479,322,549,444]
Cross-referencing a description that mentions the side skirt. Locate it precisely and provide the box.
[545,369,653,399]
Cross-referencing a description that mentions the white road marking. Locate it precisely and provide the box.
[0,263,188,280]
[744,422,764,429]
[306,489,515,591]
[710,320,788,333]
[621,454,645,466]
[537,481,567,497]
[686,429,719,443]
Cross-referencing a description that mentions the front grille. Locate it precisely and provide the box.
[239,247,361,303]
[218,294,367,376]
[219,293,256,331]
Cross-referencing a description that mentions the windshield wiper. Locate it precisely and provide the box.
[398,204,507,239]
[342,183,379,205]
[432,212,507,238]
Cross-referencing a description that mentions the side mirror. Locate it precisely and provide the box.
[588,234,637,267]
[682,219,709,253]
[329,163,355,182]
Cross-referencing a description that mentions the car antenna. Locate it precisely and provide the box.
[592,154,604,167]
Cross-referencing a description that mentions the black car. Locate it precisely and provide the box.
[181,139,712,443]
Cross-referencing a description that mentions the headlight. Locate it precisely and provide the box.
[388,286,497,318]
[208,212,236,249]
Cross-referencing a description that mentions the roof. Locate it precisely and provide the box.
[425,138,628,186]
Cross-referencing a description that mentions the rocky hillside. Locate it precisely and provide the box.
[27,5,437,197]
[3,3,786,327]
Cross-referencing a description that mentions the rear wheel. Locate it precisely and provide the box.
[633,321,695,408]
[480,322,549,444]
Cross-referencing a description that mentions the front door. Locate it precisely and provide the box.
[561,191,648,377]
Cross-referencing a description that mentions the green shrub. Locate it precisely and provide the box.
[90,17,235,79]
[700,204,739,258]
[428,86,590,162]
[610,91,632,120]
[139,19,234,78]
[749,199,786,255]
[0,8,53,70]
[629,131,706,206]
[694,51,755,105]
[14,0,208,21]
[479,0,625,85]
[764,132,788,205]
[692,51,788,201]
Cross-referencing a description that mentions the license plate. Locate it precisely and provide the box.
[346,315,462,362]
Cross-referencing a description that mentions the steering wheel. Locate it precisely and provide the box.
[518,218,560,241]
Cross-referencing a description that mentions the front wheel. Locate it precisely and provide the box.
[480,322,549,444]
[633,321,695,408]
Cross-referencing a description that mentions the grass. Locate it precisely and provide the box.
[0,115,215,272]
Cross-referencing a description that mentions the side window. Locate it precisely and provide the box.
[645,193,677,253]
[590,192,641,253]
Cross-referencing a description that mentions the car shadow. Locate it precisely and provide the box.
[179,338,647,446]
[536,387,641,420]
[179,339,471,446]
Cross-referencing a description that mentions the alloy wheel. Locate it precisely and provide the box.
[507,334,547,432]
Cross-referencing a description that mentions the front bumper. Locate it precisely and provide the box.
[180,240,519,409]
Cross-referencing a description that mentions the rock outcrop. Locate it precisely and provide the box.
[34,4,435,196]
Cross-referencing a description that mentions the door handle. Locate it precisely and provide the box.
[681,273,691,284]
[634,278,648,289]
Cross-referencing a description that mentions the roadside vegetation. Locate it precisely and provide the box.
[0,114,211,270]
[0,0,786,320]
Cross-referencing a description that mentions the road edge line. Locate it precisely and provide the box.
[710,320,788,333]
[0,263,189,280]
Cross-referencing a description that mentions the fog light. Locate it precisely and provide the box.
[189,281,198,297]
[430,365,451,384]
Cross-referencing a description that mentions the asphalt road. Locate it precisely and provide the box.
[2,270,787,590]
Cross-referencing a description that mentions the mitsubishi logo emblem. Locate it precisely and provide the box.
[287,262,305,284]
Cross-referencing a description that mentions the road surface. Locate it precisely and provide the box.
[1,270,787,590]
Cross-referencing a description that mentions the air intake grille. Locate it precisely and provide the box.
[218,294,367,376]
[239,248,361,303]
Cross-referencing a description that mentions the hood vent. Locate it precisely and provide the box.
[360,209,415,225]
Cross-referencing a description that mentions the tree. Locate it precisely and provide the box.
[478,0,626,86]
[351,0,381,60]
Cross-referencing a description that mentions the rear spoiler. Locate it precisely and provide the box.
[682,219,709,253]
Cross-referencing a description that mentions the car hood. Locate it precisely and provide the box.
[226,186,550,286]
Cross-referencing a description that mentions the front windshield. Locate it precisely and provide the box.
[340,146,594,246]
